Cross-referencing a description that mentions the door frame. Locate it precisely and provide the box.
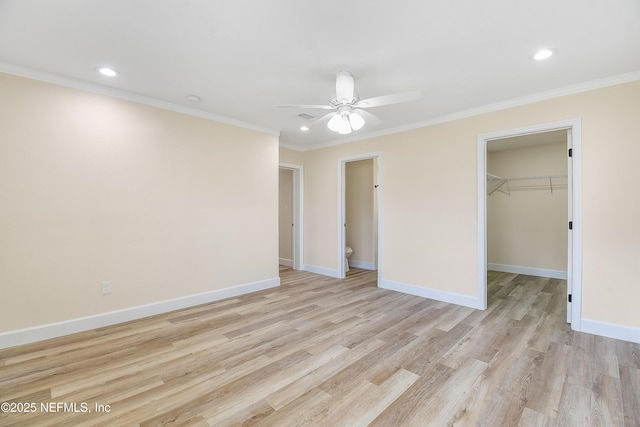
[279,162,303,270]
[476,118,582,330]
[338,152,382,280]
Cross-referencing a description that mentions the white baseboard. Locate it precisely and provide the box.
[303,264,341,278]
[279,258,292,267]
[348,260,376,270]
[580,318,640,344]
[488,263,567,280]
[379,279,483,310]
[0,277,280,350]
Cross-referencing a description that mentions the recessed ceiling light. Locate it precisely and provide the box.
[300,126,309,131]
[185,94,201,103]
[96,66,119,77]
[533,48,556,61]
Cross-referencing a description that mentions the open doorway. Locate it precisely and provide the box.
[279,163,303,271]
[477,119,582,329]
[487,131,568,315]
[338,153,381,280]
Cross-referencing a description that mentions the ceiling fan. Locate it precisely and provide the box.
[274,71,421,135]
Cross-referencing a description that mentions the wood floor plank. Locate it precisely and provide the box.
[519,407,555,426]
[1,267,639,426]
[202,346,348,425]
[368,362,455,427]
[591,373,625,427]
[526,341,571,418]
[619,365,640,427]
[371,358,487,426]
[439,319,509,368]
[479,348,545,427]
[253,388,333,427]
[316,368,419,427]
[263,338,387,410]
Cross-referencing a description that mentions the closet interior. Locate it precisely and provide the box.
[486,130,569,283]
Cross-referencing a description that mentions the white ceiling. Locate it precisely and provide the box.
[1,0,639,150]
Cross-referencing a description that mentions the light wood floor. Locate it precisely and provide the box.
[1,268,639,426]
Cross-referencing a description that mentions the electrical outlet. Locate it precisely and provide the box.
[101,281,112,295]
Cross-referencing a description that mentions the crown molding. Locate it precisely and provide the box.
[299,70,640,152]
[0,62,280,137]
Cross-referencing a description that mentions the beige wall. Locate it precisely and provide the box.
[487,142,568,271]
[301,80,640,329]
[279,168,293,262]
[303,126,477,294]
[279,146,304,165]
[0,73,279,332]
[346,159,375,266]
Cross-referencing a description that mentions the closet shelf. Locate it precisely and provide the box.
[487,173,567,196]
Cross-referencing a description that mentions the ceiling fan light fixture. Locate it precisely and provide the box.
[327,114,342,132]
[349,112,365,130]
[338,115,352,134]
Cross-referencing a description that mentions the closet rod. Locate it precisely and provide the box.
[502,174,567,181]
[487,174,567,196]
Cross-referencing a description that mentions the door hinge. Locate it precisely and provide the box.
[569,221,573,230]
[568,294,572,303]
[568,148,573,157]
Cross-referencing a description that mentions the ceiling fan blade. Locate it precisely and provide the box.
[335,71,355,103]
[357,90,421,108]
[354,109,382,126]
[273,104,334,110]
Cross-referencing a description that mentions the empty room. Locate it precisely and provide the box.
[1,1,639,426]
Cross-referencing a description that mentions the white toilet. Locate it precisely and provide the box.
[345,246,353,272]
